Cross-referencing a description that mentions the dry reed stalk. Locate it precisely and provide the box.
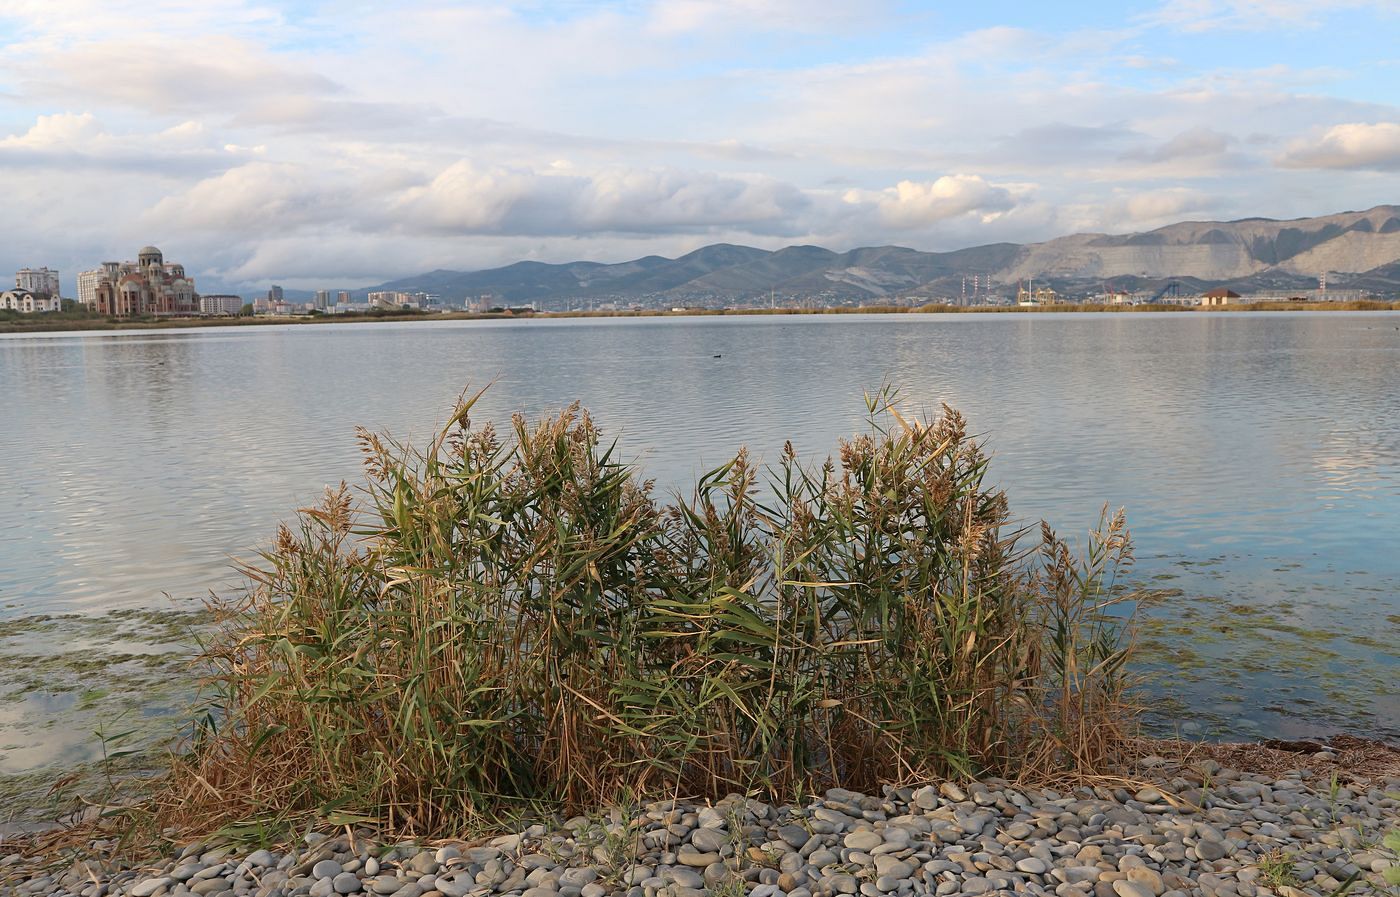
[154,386,1148,840]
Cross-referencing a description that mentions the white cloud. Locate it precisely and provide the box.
[11,36,340,118]
[391,161,814,236]
[0,0,285,42]
[0,111,245,173]
[124,155,1039,284]
[141,162,359,232]
[1120,127,1236,168]
[1048,188,1221,236]
[846,176,1024,229]
[645,0,879,35]
[1278,122,1400,171]
[0,111,103,147]
[1110,188,1217,225]
[0,0,1397,290]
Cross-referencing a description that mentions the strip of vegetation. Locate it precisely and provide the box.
[0,307,432,334]
[144,386,1148,843]
[4,300,1396,334]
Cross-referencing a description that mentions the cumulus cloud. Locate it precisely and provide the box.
[141,162,363,233]
[391,161,814,236]
[1277,122,1400,171]
[1102,188,1217,229]
[0,0,1397,291]
[845,176,1023,229]
[0,112,244,173]
[0,111,103,146]
[133,156,1032,272]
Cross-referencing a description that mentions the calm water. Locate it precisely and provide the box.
[1,312,1397,773]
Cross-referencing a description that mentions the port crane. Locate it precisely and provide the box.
[1147,281,1182,303]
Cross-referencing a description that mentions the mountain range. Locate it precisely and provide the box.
[357,205,1400,306]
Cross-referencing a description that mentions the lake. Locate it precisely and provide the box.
[1,312,1397,778]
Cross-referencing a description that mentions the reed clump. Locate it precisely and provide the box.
[163,387,1145,838]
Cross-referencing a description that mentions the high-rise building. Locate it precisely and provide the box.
[199,294,244,316]
[267,284,284,303]
[84,247,197,317]
[77,265,116,308]
[16,267,61,298]
[314,290,330,310]
[337,290,351,305]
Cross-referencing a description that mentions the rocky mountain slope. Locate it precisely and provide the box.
[1002,205,1400,283]
[365,205,1400,304]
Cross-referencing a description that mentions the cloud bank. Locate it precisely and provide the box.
[0,0,1396,291]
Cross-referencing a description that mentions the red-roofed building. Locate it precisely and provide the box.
[1200,288,1241,307]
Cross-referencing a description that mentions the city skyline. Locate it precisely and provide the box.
[1,1,1398,293]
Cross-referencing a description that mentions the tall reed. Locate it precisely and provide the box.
[164,386,1144,838]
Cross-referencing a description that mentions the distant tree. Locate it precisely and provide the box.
[239,303,255,316]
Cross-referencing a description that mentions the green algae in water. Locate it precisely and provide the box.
[0,606,210,821]
[1137,580,1400,741]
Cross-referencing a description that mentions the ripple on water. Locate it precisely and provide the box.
[0,312,1397,762]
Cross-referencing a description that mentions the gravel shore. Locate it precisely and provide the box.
[3,754,1397,897]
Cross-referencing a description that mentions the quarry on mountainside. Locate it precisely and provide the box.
[359,206,1400,306]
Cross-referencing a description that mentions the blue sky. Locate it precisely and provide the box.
[1,0,1397,292]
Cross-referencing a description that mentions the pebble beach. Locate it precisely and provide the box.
[4,750,1396,897]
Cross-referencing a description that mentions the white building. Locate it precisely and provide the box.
[367,291,402,309]
[1,289,62,313]
[200,294,244,316]
[78,265,117,308]
[16,267,61,298]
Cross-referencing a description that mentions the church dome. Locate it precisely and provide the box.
[138,245,163,261]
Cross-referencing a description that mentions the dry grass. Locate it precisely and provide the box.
[1149,734,1400,783]
[154,386,1147,840]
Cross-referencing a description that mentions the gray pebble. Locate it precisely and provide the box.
[131,879,173,897]
[844,831,883,851]
[689,828,727,853]
[313,862,344,880]
[1195,840,1227,861]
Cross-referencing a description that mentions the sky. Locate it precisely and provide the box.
[1,0,1398,293]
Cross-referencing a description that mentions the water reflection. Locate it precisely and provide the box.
[0,692,86,774]
[1,312,1397,751]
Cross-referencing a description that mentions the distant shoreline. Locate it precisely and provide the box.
[3,299,1398,334]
